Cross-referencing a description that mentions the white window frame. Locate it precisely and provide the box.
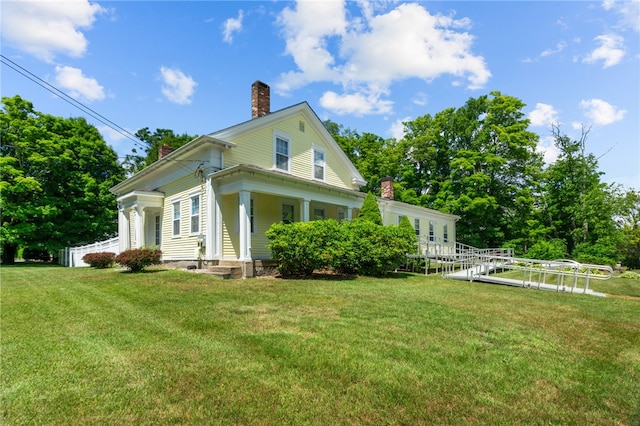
[172,200,181,237]
[443,223,449,243]
[398,215,404,225]
[190,193,200,235]
[312,145,326,181]
[273,131,291,173]
[154,214,161,246]
[414,218,421,237]
[429,220,436,242]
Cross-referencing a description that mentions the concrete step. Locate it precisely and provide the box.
[207,265,242,279]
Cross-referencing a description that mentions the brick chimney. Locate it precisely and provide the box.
[251,80,270,118]
[159,143,174,159]
[381,177,394,200]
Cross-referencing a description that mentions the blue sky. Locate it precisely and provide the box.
[2,0,638,189]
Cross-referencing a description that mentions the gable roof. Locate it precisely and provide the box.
[209,101,366,187]
[110,101,366,195]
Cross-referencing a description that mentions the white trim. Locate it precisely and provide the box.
[312,144,326,182]
[171,199,181,238]
[189,193,201,235]
[273,130,291,173]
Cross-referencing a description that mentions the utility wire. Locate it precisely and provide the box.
[0,54,146,150]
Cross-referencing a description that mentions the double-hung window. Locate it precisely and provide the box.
[443,224,449,243]
[190,195,200,234]
[155,214,161,246]
[275,135,290,172]
[429,220,435,242]
[414,218,421,237]
[313,146,325,181]
[313,208,325,220]
[172,201,181,237]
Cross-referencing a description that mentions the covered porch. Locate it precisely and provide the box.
[209,164,364,262]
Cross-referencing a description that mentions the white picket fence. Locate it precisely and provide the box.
[59,237,120,267]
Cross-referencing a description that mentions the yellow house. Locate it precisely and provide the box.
[110,81,458,277]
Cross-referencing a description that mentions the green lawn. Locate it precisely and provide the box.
[2,264,639,425]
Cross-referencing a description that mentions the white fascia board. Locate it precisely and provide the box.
[378,198,460,221]
[110,136,233,195]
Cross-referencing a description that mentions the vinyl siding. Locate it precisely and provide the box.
[221,194,238,259]
[157,174,207,260]
[225,114,354,190]
[251,193,281,259]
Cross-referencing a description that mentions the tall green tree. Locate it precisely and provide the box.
[325,120,401,195]
[541,125,620,256]
[0,96,125,264]
[400,92,543,248]
[618,189,640,268]
[122,127,196,174]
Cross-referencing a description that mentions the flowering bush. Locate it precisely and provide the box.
[115,248,162,273]
[82,252,116,269]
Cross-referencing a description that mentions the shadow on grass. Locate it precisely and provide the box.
[274,270,415,281]
[1,261,65,268]
[117,268,167,274]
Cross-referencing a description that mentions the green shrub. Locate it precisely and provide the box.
[266,219,417,277]
[620,271,640,280]
[524,239,566,260]
[82,252,116,269]
[357,192,383,225]
[572,237,619,267]
[115,248,162,273]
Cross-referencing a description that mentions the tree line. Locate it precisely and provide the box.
[1,94,638,267]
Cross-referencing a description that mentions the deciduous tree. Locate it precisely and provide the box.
[0,96,125,264]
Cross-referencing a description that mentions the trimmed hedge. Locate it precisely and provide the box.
[82,252,116,269]
[266,219,416,277]
[115,248,162,273]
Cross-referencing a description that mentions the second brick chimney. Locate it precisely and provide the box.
[251,80,270,118]
[159,143,174,159]
[381,177,394,200]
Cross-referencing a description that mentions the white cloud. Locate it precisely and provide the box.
[583,33,625,68]
[54,65,105,102]
[319,90,393,116]
[276,1,490,116]
[538,135,561,165]
[159,67,197,105]
[605,0,640,32]
[0,0,104,62]
[528,103,558,127]
[389,116,411,140]
[580,98,626,125]
[540,41,567,58]
[222,10,244,44]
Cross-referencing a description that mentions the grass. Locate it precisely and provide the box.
[2,264,639,425]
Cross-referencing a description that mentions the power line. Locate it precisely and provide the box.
[0,54,146,151]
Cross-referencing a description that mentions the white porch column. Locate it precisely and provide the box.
[119,208,131,251]
[133,207,145,248]
[205,175,215,259]
[346,207,353,220]
[238,190,251,260]
[302,199,310,222]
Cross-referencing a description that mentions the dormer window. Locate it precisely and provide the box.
[313,145,325,181]
[274,133,290,172]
